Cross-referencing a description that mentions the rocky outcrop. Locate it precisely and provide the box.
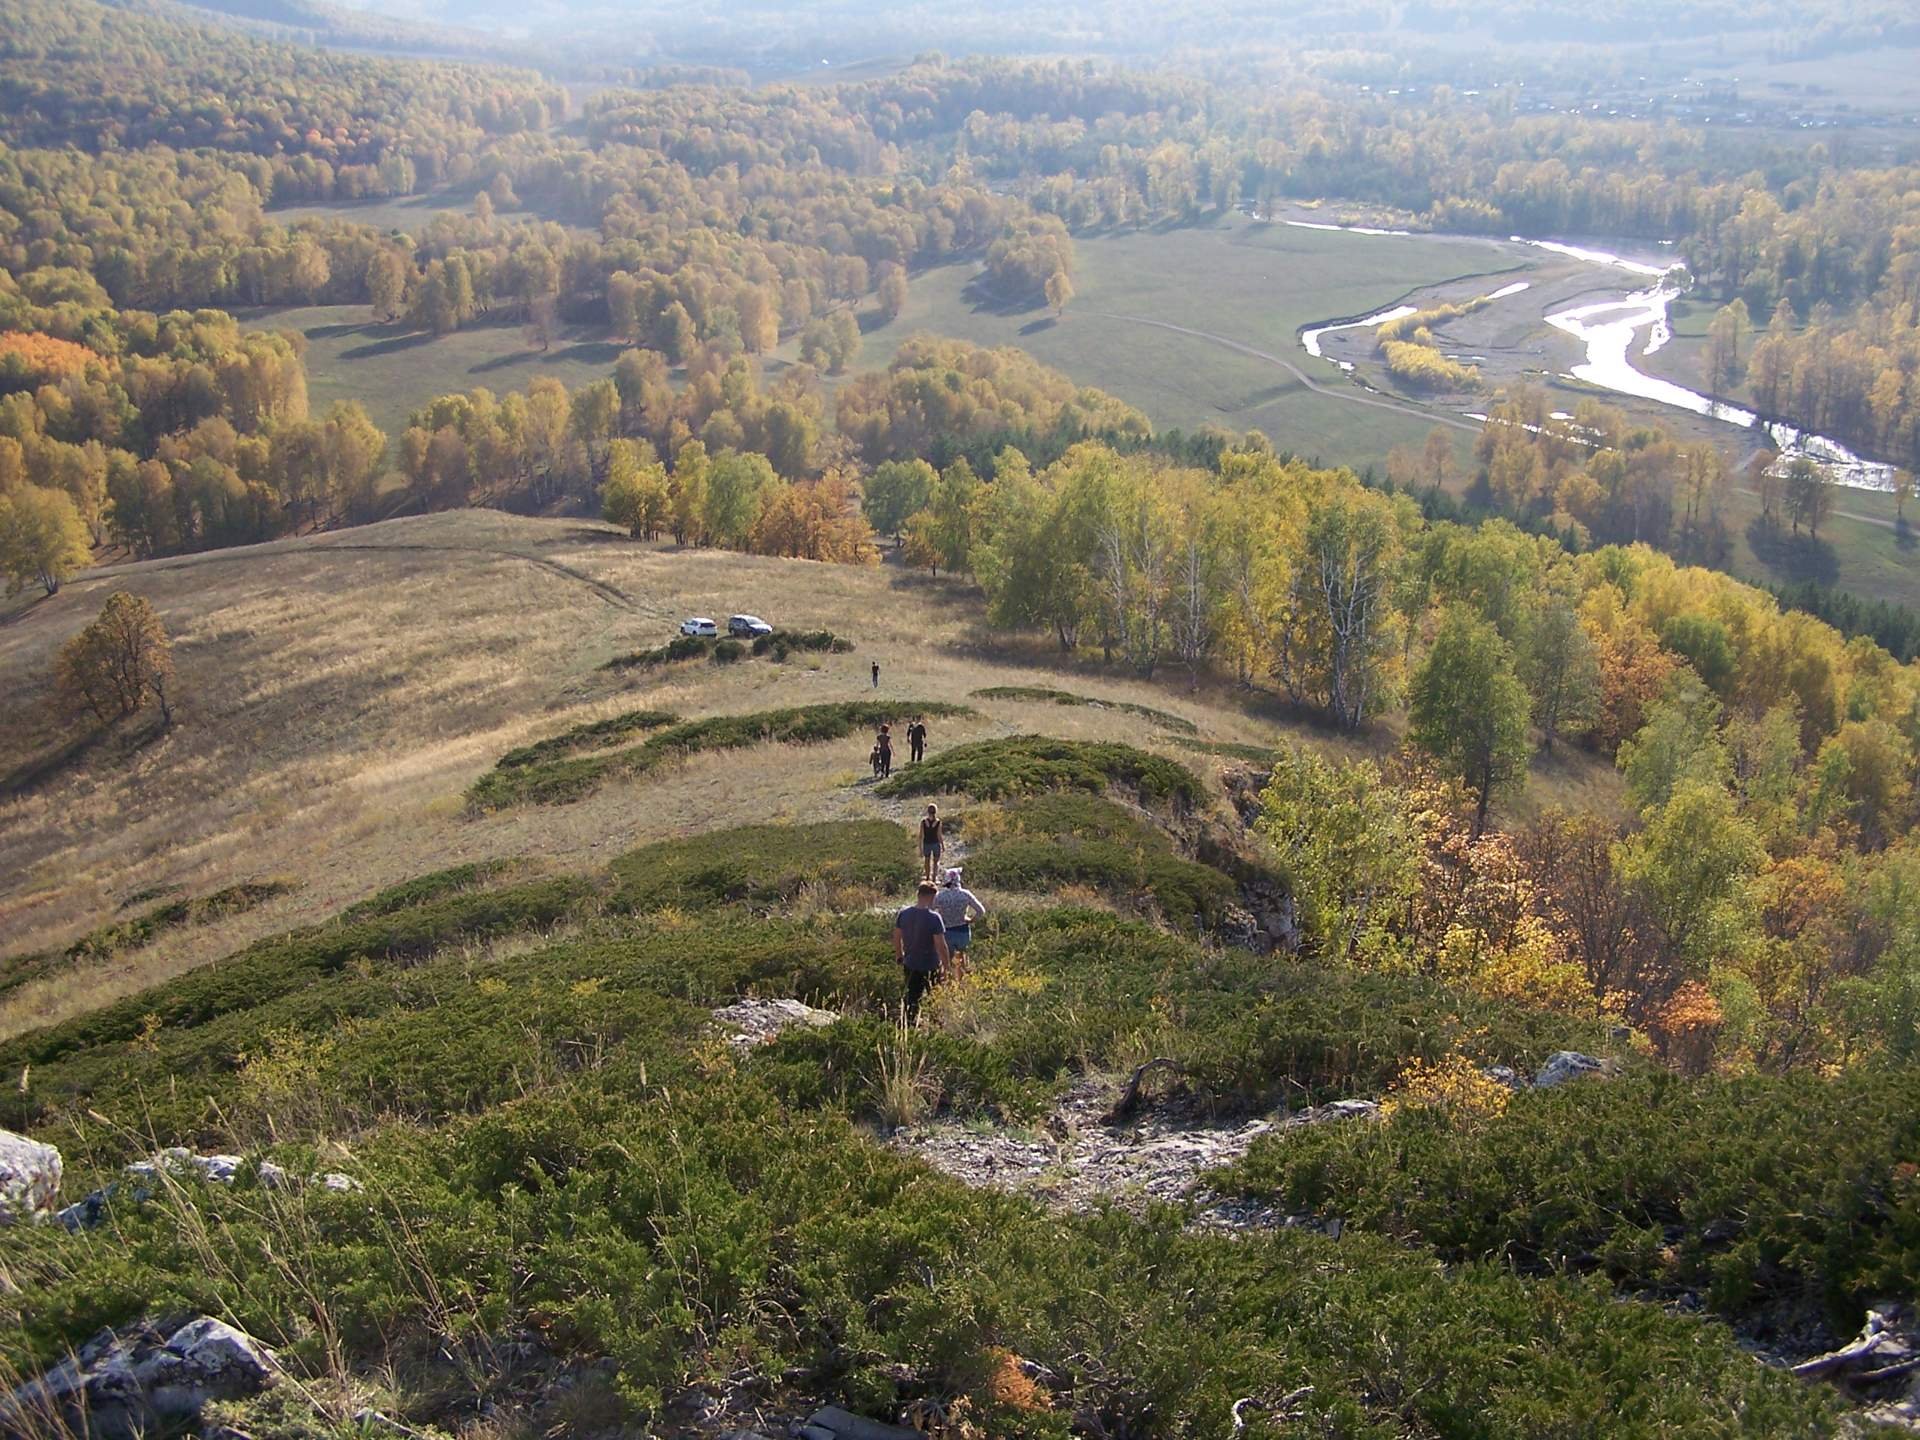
[1790,1304,1920,1429]
[57,1150,364,1231]
[892,1075,1376,1229]
[712,997,840,1051]
[0,1128,61,1225]
[4,1315,277,1439]
[1534,1051,1612,1088]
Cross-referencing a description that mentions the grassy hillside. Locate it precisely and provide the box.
[5,515,1909,1439]
[15,511,1560,1036]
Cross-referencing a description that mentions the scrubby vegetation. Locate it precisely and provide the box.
[469,701,969,809]
[971,685,1199,734]
[609,821,912,913]
[0,880,292,999]
[879,735,1201,808]
[489,710,678,769]
[1222,1064,1920,1334]
[962,793,1236,931]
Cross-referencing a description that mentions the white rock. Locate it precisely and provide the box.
[1534,1051,1609,1088]
[0,1128,61,1225]
[712,997,841,1050]
[5,1314,277,1439]
[316,1172,363,1193]
[192,1154,245,1184]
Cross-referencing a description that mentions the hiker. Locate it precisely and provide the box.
[932,867,986,981]
[870,740,885,779]
[894,880,950,1024]
[907,715,927,764]
[876,723,894,778]
[871,660,881,689]
[919,802,944,880]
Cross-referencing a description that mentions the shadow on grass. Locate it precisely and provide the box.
[305,320,391,341]
[1019,316,1059,336]
[0,714,167,801]
[960,276,1047,318]
[340,330,440,362]
[1746,516,1840,587]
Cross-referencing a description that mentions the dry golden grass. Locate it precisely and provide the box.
[0,510,1622,1039]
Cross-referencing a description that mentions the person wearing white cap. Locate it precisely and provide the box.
[930,867,986,979]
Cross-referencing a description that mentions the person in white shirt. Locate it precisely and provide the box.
[930,867,986,978]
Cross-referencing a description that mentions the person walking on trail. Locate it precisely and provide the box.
[876,723,894,779]
[871,660,881,689]
[894,880,950,1023]
[919,802,944,880]
[932,867,986,981]
[907,715,927,764]
[870,740,885,779]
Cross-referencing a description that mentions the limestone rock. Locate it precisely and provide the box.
[804,1405,922,1440]
[5,1315,277,1439]
[0,1128,61,1225]
[1534,1051,1610,1088]
[712,997,840,1050]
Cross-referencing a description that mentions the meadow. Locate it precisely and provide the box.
[839,216,1520,472]
[0,512,1623,1041]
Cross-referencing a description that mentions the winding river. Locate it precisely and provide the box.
[1294,226,1896,491]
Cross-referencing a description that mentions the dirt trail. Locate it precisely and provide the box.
[1087,311,1482,434]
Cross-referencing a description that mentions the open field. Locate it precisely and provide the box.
[268,191,478,235]
[240,305,631,440]
[839,217,1526,471]
[0,510,1622,1037]
[256,205,1523,470]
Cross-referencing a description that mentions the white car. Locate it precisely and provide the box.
[679,617,719,638]
[728,614,774,638]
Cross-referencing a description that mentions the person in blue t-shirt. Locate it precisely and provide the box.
[893,880,950,1023]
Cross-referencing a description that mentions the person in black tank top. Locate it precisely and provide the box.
[919,802,943,880]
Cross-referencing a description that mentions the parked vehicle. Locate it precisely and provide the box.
[727,614,774,638]
[679,617,719,637]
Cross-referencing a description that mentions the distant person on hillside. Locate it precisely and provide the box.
[919,802,944,880]
[876,723,894,778]
[907,715,927,764]
[894,880,950,1023]
[870,740,885,779]
[871,660,881,689]
[932,867,986,980]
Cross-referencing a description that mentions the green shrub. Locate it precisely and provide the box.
[0,877,595,1109]
[963,794,1235,930]
[752,629,855,660]
[2,1074,1837,1436]
[1220,1063,1920,1333]
[602,635,711,670]
[710,638,746,663]
[610,821,914,913]
[337,860,520,922]
[492,711,678,770]
[970,685,1200,735]
[0,880,296,1000]
[470,701,970,809]
[878,736,1200,808]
